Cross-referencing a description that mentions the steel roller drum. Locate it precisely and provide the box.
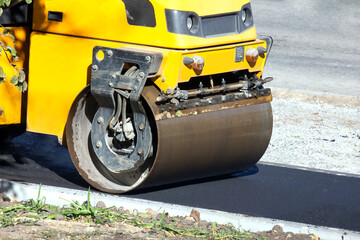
[66,85,272,193]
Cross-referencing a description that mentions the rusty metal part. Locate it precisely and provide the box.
[66,85,272,193]
[156,88,271,119]
[156,81,246,102]
[156,73,274,103]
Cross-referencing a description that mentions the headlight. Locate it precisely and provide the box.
[241,7,253,27]
[165,9,202,36]
[187,16,193,30]
[186,14,200,34]
[241,9,247,22]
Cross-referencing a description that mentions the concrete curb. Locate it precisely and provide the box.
[1,179,359,240]
[260,161,360,179]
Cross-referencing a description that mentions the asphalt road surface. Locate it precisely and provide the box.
[1,132,360,232]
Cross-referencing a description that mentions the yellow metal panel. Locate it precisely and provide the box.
[27,32,268,140]
[27,33,163,139]
[32,0,257,49]
[154,40,268,92]
[27,33,121,139]
[0,27,29,125]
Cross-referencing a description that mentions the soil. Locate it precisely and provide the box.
[0,194,319,240]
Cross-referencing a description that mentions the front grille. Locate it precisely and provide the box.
[202,14,238,37]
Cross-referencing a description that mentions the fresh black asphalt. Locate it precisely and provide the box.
[1,132,359,232]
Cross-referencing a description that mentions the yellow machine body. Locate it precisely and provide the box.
[27,33,269,140]
[0,27,29,125]
[2,0,274,193]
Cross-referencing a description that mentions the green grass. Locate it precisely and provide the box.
[58,187,122,224]
[0,184,263,239]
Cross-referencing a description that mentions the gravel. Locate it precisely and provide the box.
[261,88,360,175]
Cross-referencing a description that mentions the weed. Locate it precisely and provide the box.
[60,187,119,224]
[40,231,58,238]
[0,183,49,228]
[85,230,106,237]
[24,183,47,213]
[0,213,15,227]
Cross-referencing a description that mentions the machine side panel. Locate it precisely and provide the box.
[26,32,127,140]
[0,27,29,125]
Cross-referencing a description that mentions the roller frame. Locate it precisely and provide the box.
[90,47,162,172]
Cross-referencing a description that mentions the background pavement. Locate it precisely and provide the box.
[251,0,360,175]
[252,0,360,96]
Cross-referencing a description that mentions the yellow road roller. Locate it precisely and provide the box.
[0,0,273,193]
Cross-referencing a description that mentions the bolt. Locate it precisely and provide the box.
[145,56,151,62]
[139,123,145,131]
[162,78,166,82]
[139,72,145,78]
[234,96,239,100]
[106,50,113,57]
[137,148,144,155]
[109,82,113,87]
[97,117,104,124]
[112,74,116,79]
[134,86,138,91]
[166,87,173,94]
[92,65,98,71]
[96,141,102,148]
[136,78,141,82]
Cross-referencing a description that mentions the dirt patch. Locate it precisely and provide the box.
[0,194,319,240]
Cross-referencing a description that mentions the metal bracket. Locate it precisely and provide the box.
[90,46,162,172]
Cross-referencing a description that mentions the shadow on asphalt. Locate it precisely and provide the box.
[0,131,258,194]
[0,132,89,190]
[128,166,259,195]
